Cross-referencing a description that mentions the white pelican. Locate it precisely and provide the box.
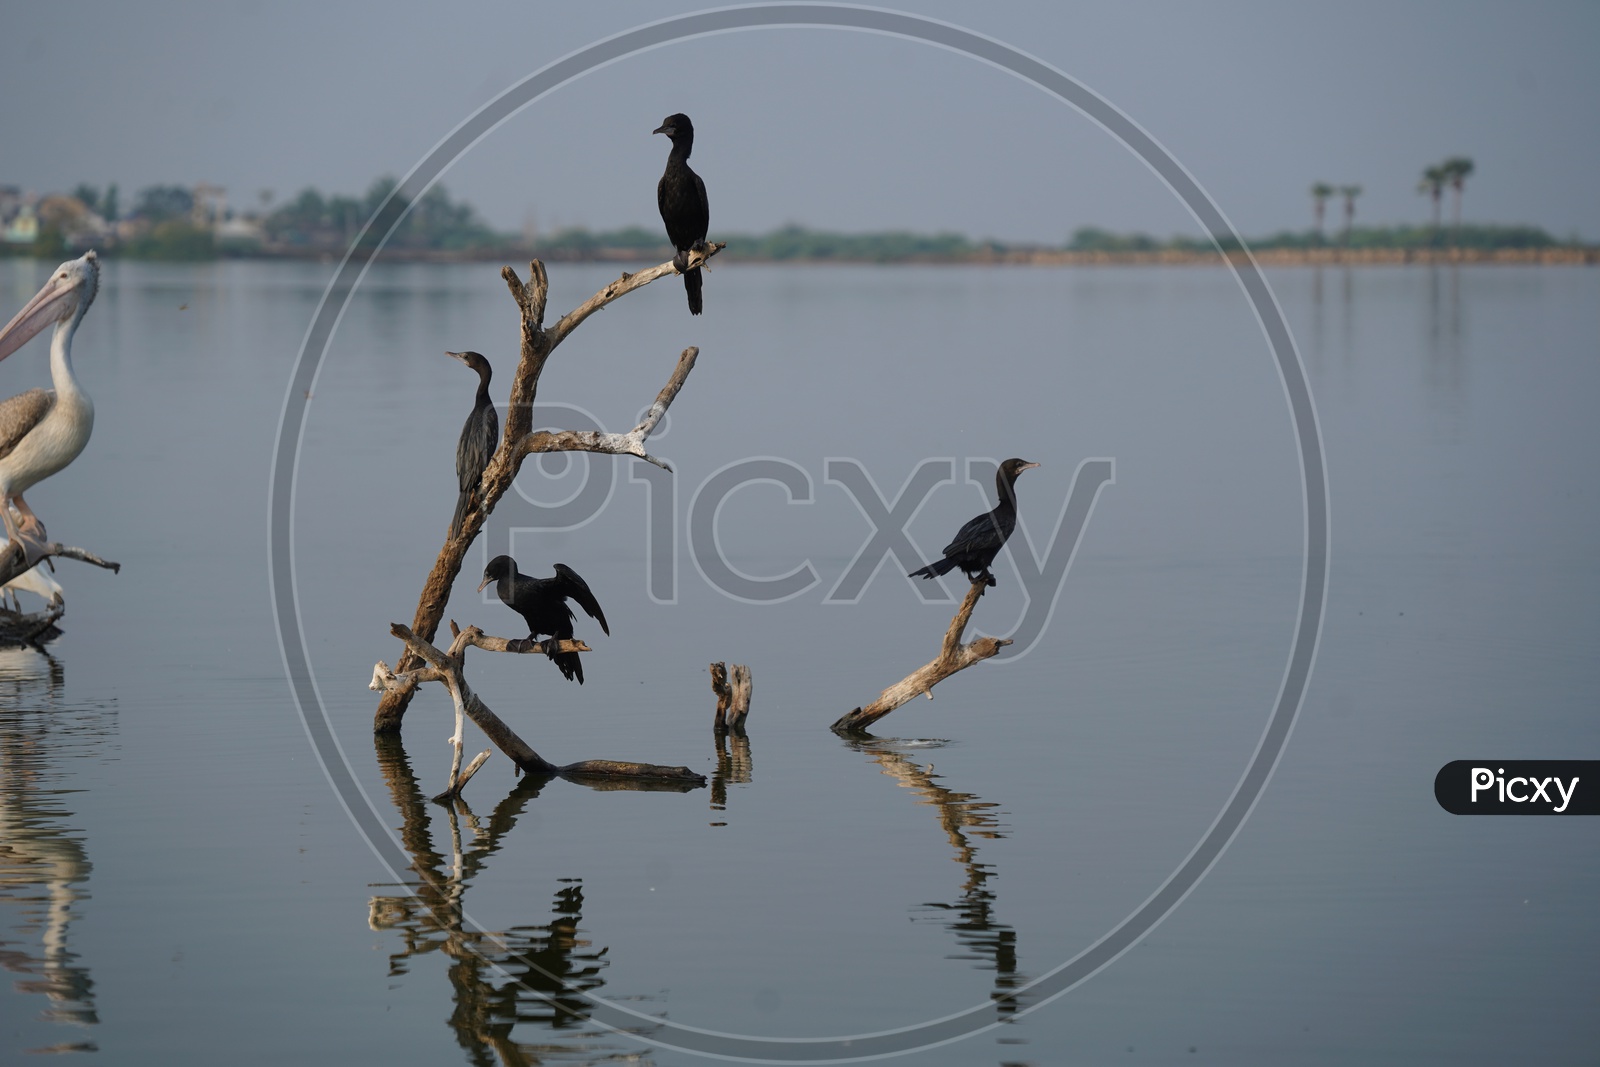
[0,251,99,562]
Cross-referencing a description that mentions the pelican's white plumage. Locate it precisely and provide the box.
[0,251,99,557]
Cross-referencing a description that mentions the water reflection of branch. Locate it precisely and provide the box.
[370,734,660,1064]
[710,727,752,815]
[0,649,108,1052]
[846,735,1027,1017]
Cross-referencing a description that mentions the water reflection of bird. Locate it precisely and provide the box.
[447,351,497,538]
[654,113,710,315]
[909,458,1040,588]
[478,556,609,684]
[0,252,100,561]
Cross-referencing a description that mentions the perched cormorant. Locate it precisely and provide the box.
[908,458,1040,588]
[654,112,710,315]
[0,252,100,561]
[478,556,610,684]
[447,350,497,538]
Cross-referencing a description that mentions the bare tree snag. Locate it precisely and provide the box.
[370,622,705,797]
[710,662,753,732]
[832,582,1012,734]
[374,247,722,734]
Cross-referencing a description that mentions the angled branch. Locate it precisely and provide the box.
[546,243,724,349]
[0,541,120,588]
[446,622,590,658]
[832,582,1012,734]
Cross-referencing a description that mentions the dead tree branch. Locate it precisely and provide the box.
[370,623,705,797]
[832,582,1012,734]
[546,243,725,349]
[0,541,120,588]
[374,246,722,733]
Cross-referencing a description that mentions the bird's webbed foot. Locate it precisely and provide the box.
[672,250,690,273]
[982,571,998,588]
[3,512,49,572]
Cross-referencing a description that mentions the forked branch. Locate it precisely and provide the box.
[374,249,717,733]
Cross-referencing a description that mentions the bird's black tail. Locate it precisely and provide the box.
[550,646,584,685]
[684,267,702,315]
[908,557,959,580]
[449,488,472,539]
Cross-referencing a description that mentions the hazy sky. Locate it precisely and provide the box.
[3,1,1597,242]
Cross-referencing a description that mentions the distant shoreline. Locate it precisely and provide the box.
[217,244,1598,267]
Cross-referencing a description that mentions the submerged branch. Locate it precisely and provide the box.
[371,623,705,794]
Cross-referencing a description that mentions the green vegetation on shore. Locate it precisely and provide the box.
[4,169,1587,264]
[1067,223,1561,255]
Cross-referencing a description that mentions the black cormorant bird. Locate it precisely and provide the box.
[909,458,1040,588]
[478,556,610,684]
[448,350,497,538]
[654,112,710,315]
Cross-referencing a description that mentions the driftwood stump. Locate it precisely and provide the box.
[710,662,752,732]
[832,582,1011,734]
[371,621,705,799]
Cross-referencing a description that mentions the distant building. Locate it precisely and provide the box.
[3,203,39,245]
[192,183,228,229]
[215,215,264,247]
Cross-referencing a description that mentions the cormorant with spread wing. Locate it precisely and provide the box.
[478,556,610,684]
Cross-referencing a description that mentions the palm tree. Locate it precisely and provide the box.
[1418,165,1448,239]
[1441,156,1474,237]
[1310,182,1334,239]
[1338,184,1362,245]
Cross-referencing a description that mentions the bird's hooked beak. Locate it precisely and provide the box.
[1020,462,1041,472]
[0,253,95,363]
[652,122,673,136]
[446,350,468,366]
[476,574,492,593]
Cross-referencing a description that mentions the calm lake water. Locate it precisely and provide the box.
[1,257,1596,1064]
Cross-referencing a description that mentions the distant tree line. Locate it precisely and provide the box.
[262,178,500,251]
[9,160,1582,265]
[532,223,981,262]
[1070,222,1556,255]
